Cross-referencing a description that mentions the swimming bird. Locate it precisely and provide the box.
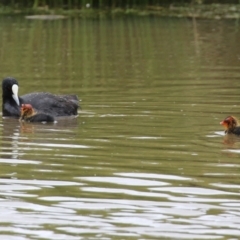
[2,77,79,117]
[220,116,240,135]
[20,104,55,122]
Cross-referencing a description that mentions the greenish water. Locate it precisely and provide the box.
[1,16,240,239]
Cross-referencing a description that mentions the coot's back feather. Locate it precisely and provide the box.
[20,92,79,116]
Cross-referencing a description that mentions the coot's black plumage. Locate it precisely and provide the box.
[20,104,55,122]
[2,77,20,117]
[2,77,79,117]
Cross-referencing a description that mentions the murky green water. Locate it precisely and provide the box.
[1,15,240,239]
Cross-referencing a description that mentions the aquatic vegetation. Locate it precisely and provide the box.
[0,1,240,18]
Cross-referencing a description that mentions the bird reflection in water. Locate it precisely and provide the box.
[19,122,36,134]
[1,117,79,160]
[222,134,240,147]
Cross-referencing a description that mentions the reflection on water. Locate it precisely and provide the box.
[0,16,240,239]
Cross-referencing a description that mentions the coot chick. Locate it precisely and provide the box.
[2,77,79,117]
[220,116,240,135]
[20,104,55,122]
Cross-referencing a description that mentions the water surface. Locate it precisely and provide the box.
[0,16,240,239]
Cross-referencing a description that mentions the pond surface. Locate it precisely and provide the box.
[0,15,240,239]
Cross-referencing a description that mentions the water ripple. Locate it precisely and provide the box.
[77,176,168,186]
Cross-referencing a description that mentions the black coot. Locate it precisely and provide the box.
[2,77,80,117]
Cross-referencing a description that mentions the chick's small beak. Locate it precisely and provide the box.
[220,120,228,130]
[12,84,20,106]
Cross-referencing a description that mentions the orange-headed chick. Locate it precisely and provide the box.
[20,104,35,120]
[20,104,55,122]
[220,116,240,135]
